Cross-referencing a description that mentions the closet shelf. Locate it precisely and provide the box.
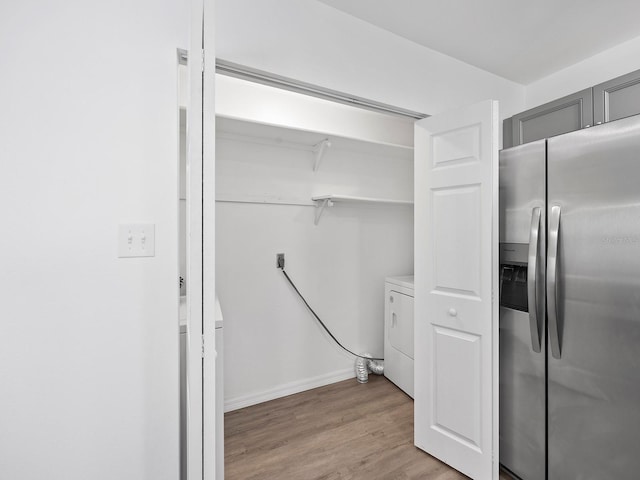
[216,117,414,171]
[311,194,413,225]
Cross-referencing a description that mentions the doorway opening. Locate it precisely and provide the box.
[215,66,417,477]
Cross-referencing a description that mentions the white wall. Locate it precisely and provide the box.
[215,0,525,119]
[0,1,187,479]
[216,123,414,410]
[526,34,640,108]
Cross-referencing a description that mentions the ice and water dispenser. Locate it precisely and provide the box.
[500,243,529,312]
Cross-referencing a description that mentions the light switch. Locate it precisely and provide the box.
[118,224,155,258]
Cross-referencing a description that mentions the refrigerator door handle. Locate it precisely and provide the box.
[527,207,542,353]
[547,205,562,359]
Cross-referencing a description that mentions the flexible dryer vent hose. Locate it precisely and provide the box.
[355,353,384,383]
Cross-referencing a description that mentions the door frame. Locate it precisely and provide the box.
[202,0,216,477]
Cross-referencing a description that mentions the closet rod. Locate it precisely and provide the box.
[216,59,428,120]
[215,198,315,207]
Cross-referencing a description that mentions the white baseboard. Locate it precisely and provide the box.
[224,368,355,412]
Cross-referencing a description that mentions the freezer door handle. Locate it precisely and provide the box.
[547,205,562,359]
[528,207,542,353]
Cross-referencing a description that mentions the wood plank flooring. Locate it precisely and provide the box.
[225,375,511,480]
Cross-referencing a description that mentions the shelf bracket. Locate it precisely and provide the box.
[314,198,333,225]
[312,138,331,172]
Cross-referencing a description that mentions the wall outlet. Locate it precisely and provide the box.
[276,253,285,269]
[118,224,155,258]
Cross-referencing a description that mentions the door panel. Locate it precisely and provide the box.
[433,326,482,448]
[498,142,546,480]
[414,100,499,480]
[499,308,546,480]
[547,115,640,480]
[432,185,482,296]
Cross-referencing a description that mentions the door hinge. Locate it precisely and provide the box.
[201,335,205,358]
[201,50,205,73]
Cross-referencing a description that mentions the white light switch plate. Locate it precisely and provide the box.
[118,224,155,258]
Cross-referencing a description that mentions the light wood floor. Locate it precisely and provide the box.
[225,375,511,480]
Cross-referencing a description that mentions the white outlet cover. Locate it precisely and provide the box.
[118,224,155,258]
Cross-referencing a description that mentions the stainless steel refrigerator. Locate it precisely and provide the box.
[499,114,640,480]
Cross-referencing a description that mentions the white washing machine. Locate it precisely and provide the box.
[384,275,414,398]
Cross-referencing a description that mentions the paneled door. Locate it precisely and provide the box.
[414,100,499,479]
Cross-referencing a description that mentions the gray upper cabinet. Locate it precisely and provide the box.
[594,69,640,125]
[511,88,593,146]
[503,117,513,149]
[503,68,640,149]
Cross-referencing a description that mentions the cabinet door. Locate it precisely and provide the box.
[594,68,640,125]
[512,88,593,146]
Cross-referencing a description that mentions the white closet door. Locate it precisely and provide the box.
[186,0,217,479]
[414,100,499,479]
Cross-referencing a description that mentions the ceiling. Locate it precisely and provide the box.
[317,0,640,84]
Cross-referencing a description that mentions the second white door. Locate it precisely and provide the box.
[414,100,499,479]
